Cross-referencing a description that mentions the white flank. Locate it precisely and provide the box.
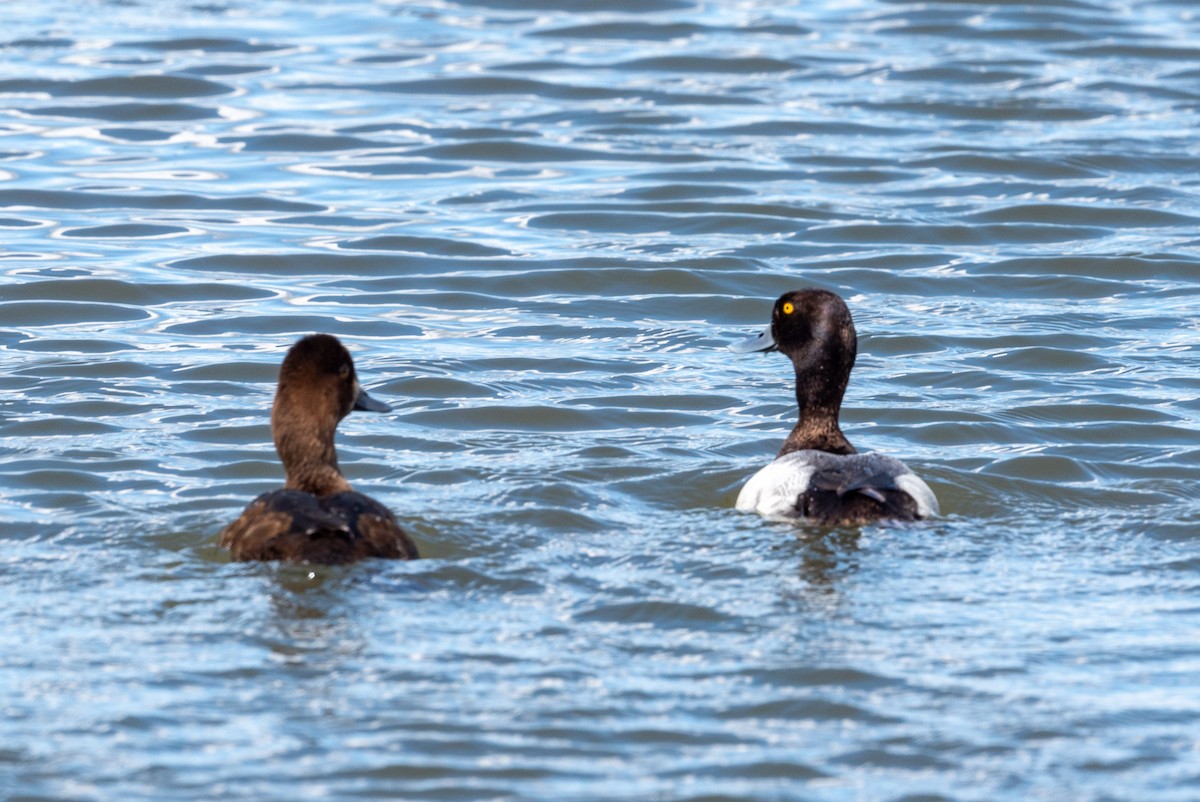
[895,472,940,518]
[735,452,816,519]
[737,451,940,520]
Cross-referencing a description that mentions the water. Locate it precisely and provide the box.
[1,0,1199,799]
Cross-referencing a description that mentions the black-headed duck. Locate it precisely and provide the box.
[218,333,418,563]
[730,289,938,525]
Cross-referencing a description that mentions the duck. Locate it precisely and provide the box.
[730,289,938,525]
[218,333,418,563]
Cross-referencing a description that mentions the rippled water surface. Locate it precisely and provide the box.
[2,0,1200,799]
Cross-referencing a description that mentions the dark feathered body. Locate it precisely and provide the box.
[799,488,920,526]
[219,489,417,563]
[218,333,418,564]
[795,455,923,525]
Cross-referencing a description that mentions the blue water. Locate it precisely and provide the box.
[2,0,1200,799]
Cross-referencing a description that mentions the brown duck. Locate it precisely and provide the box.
[218,333,418,563]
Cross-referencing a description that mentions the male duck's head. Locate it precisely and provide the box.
[731,289,860,455]
[732,288,857,373]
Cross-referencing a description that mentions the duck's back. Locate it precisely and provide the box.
[736,450,938,525]
[219,489,418,564]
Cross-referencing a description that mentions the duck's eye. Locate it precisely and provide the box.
[782,301,795,315]
[339,364,351,380]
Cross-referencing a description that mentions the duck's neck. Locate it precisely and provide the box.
[283,458,353,496]
[777,417,855,457]
[777,353,856,457]
[273,405,353,496]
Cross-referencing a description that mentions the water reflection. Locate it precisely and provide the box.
[260,568,370,672]
[792,528,863,598]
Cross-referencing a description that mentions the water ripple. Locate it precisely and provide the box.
[1,0,1200,800]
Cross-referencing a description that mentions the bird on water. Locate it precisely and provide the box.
[219,333,418,563]
[731,289,938,525]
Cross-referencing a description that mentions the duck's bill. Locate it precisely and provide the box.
[728,327,777,353]
[353,385,392,413]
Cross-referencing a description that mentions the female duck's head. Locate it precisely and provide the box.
[271,333,390,495]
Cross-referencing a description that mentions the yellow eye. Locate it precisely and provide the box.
[782,301,794,315]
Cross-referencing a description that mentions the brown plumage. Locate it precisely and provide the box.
[218,333,418,563]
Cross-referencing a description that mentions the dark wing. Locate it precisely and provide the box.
[800,467,921,525]
[218,489,417,563]
[320,492,419,561]
[218,489,346,562]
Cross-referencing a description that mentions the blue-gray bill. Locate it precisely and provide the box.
[728,327,777,354]
[354,385,391,413]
